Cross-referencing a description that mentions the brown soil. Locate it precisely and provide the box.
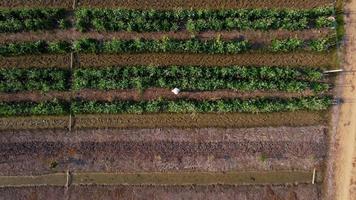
[0,111,328,130]
[0,116,69,130]
[0,54,70,69]
[77,0,333,9]
[0,184,322,200]
[0,126,326,175]
[78,52,338,68]
[0,0,73,8]
[0,52,337,69]
[0,29,333,43]
[74,111,328,129]
[0,88,321,103]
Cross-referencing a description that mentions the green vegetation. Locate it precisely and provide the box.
[0,68,70,92]
[75,7,335,32]
[0,36,336,56]
[73,37,250,54]
[0,41,71,56]
[0,8,69,32]
[0,97,331,116]
[0,100,68,116]
[271,37,336,52]
[71,97,332,114]
[73,66,328,92]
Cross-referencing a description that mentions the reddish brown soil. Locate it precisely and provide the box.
[0,54,70,69]
[74,111,328,129]
[0,184,322,200]
[77,0,333,9]
[79,52,337,68]
[0,126,327,175]
[0,116,69,130]
[0,0,73,8]
[0,29,332,43]
[0,88,321,102]
[0,111,327,130]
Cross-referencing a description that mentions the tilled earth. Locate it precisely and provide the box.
[0,126,327,175]
[0,184,322,200]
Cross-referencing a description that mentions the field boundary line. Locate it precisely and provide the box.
[0,171,317,187]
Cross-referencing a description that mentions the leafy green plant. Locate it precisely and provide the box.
[0,68,70,92]
[72,65,327,93]
[0,8,68,32]
[270,38,303,52]
[71,96,332,115]
[74,7,335,32]
[0,99,69,116]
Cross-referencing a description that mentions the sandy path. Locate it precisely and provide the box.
[329,0,356,199]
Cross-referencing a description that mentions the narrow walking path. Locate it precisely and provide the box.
[330,0,356,199]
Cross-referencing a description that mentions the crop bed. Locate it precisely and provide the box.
[0,184,322,200]
[0,1,341,199]
[0,126,326,175]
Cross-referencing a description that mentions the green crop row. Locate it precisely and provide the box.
[0,8,69,32]
[0,41,71,56]
[0,37,336,56]
[0,68,70,92]
[0,66,327,93]
[0,100,68,116]
[0,96,332,116]
[73,66,328,92]
[75,7,335,32]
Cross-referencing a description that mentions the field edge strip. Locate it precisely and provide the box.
[0,171,318,187]
[0,111,328,130]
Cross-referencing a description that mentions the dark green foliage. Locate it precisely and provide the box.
[73,37,250,54]
[270,38,303,52]
[0,8,68,32]
[73,66,328,93]
[309,37,337,52]
[0,97,331,116]
[71,97,332,114]
[0,68,70,92]
[75,7,335,32]
[0,36,336,56]
[270,37,337,52]
[0,100,69,116]
[0,41,71,56]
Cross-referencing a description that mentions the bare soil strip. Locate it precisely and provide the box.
[326,0,356,199]
[0,126,327,175]
[74,111,328,129]
[0,54,70,69]
[0,89,320,103]
[0,52,336,69]
[79,52,338,68]
[0,126,327,143]
[0,171,316,187]
[0,29,333,43]
[76,0,333,9]
[0,0,73,8]
[0,184,322,200]
[0,116,69,130]
[0,111,328,130]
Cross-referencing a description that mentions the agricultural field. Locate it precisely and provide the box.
[0,0,352,199]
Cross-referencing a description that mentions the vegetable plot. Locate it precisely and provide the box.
[75,7,335,32]
[0,8,69,32]
[73,66,329,92]
[0,96,332,116]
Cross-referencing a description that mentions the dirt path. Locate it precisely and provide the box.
[0,29,332,43]
[0,184,322,200]
[0,88,321,102]
[327,0,356,199]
